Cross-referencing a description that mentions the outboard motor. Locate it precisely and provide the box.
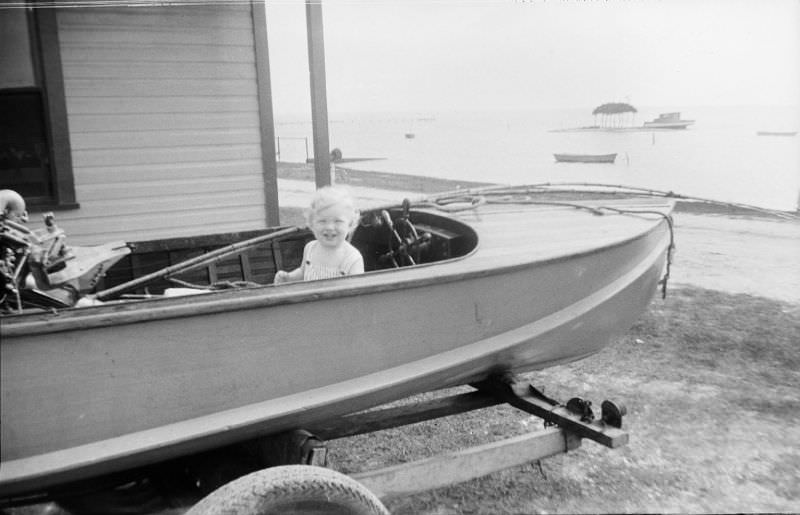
[1,189,130,312]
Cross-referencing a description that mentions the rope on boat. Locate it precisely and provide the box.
[414,195,488,212]
[419,182,799,221]
[597,207,676,299]
[166,277,262,291]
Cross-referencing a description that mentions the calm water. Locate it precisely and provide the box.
[276,106,800,211]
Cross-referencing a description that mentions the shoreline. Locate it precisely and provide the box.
[278,162,492,195]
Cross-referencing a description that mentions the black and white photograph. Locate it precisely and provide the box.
[1,0,798,513]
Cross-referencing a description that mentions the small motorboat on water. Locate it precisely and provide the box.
[756,130,797,137]
[1,185,674,507]
[554,153,617,164]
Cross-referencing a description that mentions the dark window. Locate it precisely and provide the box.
[0,9,77,211]
[0,89,54,200]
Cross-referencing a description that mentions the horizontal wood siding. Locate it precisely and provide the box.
[51,5,267,245]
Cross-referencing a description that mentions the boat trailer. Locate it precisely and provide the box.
[183,374,628,514]
[316,375,625,498]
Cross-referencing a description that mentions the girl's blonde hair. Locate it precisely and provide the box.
[304,186,360,230]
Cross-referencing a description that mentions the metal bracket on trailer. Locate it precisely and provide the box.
[470,375,628,449]
[306,375,629,499]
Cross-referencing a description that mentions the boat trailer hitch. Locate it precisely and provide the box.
[522,383,625,427]
[472,375,629,446]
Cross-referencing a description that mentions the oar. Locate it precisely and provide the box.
[94,226,303,301]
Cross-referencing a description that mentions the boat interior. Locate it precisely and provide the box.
[1,202,479,312]
[112,206,477,288]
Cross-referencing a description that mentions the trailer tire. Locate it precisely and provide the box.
[185,465,389,515]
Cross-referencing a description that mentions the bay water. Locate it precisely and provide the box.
[276,105,800,211]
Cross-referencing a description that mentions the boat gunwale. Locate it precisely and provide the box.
[1,205,672,337]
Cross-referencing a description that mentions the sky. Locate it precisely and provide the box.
[264,0,800,116]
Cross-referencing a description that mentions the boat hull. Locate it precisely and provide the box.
[1,199,673,498]
[643,112,694,130]
[642,121,694,129]
[756,131,797,137]
[554,153,617,163]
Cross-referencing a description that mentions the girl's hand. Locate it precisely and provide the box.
[273,271,289,285]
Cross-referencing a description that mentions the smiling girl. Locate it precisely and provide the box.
[273,186,364,284]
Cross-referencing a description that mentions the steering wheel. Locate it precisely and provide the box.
[378,200,431,268]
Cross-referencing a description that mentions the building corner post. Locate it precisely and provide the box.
[252,0,280,226]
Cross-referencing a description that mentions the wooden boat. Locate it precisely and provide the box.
[554,153,617,163]
[0,185,674,502]
[643,112,694,129]
[756,130,797,137]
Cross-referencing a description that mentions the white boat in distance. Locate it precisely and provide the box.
[643,112,695,129]
[756,130,797,137]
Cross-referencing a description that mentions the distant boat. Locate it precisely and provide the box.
[756,131,797,137]
[554,153,617,164]
[643,112,694,130]
[405,133,415,139]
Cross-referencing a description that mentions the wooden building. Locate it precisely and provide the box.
[1,1,329,246]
